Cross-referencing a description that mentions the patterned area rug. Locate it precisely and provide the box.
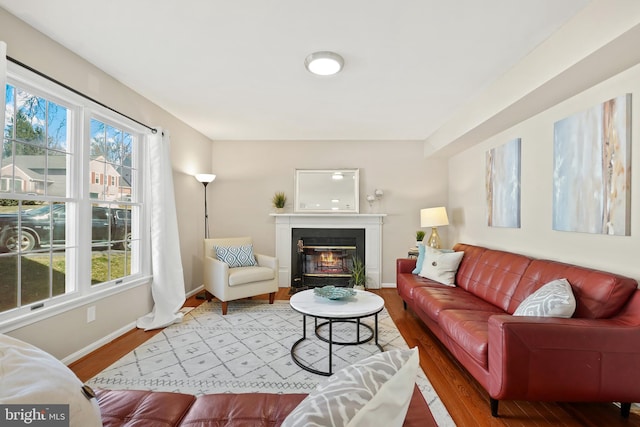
[88,300,454,426]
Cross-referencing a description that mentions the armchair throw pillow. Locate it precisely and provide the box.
[214,244,258,268]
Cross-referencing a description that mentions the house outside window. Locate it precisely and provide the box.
[0,64,147,324]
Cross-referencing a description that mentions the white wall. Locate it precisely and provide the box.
[210,140,448,284]
[0,8,213,359]
[448,63,640,280]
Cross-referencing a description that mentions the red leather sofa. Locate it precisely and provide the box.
[96,385,437,426]
[397,243,640,417]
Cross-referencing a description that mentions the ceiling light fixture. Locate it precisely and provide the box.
[305,51,344,76]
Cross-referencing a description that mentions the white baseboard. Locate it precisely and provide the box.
[381,282,397,288]
[187,285,205,298]
[62,321,136,366]
[63,286,207,366]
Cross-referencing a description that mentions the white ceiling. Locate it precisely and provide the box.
[0,0,591,141]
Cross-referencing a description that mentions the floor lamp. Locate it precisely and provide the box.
[195,174,216,238]
[195,174,216,299]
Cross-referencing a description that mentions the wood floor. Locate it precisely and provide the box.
[69,288,640,427]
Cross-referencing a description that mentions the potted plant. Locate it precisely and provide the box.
[272,192,287,212]
[416,230,425,246]
[349,256,367,290]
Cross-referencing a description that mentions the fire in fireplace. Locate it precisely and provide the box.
[291,228,365,289]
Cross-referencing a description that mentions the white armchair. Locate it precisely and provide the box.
[203,237,278,315]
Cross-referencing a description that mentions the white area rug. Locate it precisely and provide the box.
[88,300,454,426]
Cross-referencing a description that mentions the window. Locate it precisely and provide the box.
[0,64,147,324]
[89,117,140,283]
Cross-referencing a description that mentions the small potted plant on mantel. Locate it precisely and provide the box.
[416,230,426,247]
[272,191,287,213]
[349,256,367,290]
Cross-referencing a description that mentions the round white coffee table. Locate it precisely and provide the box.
[289,289,385,376]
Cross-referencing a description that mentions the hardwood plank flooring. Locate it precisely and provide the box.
[69,288,640,427]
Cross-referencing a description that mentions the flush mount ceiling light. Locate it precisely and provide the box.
[305,51,344,76]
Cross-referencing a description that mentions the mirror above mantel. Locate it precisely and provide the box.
[294,169,359,213]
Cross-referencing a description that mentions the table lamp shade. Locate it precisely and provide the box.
[420,207,449,227]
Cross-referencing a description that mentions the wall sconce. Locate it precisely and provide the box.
[366,189,384,212]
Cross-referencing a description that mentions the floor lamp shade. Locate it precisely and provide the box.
[420,207,449,249]
[195,174,216,184]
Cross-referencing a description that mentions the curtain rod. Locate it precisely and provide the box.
[6,55,157,134]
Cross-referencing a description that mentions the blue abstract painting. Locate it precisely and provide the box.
[486,138,521,228]
[553,94,631,235]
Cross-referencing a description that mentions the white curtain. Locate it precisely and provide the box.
[136,129,186,330]
[1,42,6,131]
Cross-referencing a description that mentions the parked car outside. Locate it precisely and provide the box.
[0,204,131,252]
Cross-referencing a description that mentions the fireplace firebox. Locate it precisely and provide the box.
[291,228,365,289]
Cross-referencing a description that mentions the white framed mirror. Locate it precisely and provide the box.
[295,169,359,213]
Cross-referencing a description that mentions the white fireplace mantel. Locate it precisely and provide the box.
[271,213,386,289]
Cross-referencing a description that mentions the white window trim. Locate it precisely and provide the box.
[0,62,151,330]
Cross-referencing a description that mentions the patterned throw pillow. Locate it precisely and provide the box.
[418,247,464,286]
[281,348,419,427]
[214,244,257,268]
[513,278,576,317]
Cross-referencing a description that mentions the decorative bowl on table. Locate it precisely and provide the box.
[314,285,357,300]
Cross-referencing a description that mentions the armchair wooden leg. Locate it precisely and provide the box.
[221,301,228,315]
[269,292,275,304]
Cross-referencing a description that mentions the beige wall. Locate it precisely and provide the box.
[448,62,640,280]
[6,0,638,361]
[209,140,448,284]
[1,8,213,359]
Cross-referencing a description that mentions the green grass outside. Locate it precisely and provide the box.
[0,251,130,313]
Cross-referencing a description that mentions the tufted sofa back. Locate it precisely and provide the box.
[453,243,532,312]
[453,243,638,319]
[511,259,638,319]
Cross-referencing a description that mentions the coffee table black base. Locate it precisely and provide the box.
[290,312,383,376]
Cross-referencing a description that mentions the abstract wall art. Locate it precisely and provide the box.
[553,94,632,235]
[486,137,521,228]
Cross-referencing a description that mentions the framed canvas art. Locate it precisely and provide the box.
[486,138,521,228]
[553,94,632,235]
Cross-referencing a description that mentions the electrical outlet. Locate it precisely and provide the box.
[87,306,96,323]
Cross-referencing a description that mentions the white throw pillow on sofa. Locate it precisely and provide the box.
[0,334,102,427]
[418,247,464,286]
[513,278,576,318]
[282,348,419,427]
[411,244,454,274]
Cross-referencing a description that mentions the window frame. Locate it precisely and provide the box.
[0,62,151,332]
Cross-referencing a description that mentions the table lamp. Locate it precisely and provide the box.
[420,206,449,249]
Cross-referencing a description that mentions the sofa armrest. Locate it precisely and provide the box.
[397,258,417,274]
[488,314,640,403]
